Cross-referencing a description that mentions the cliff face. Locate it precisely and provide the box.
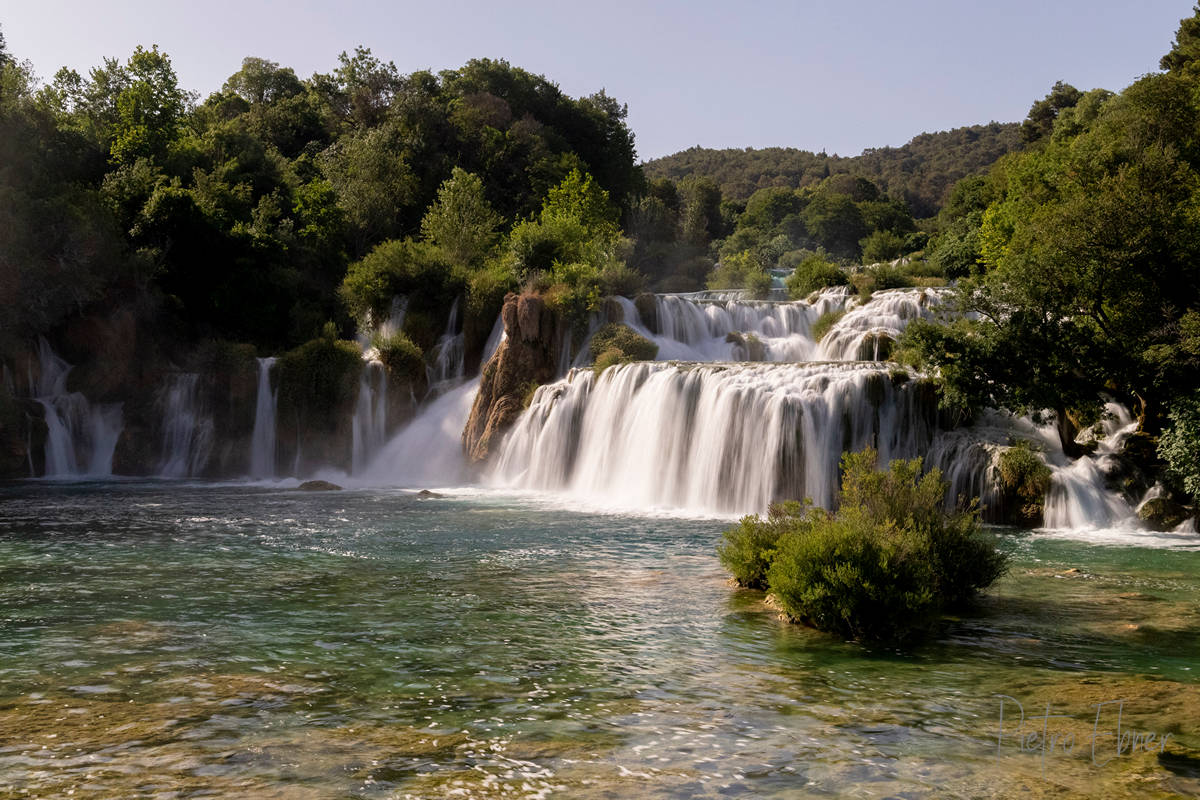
[462,293,560,464]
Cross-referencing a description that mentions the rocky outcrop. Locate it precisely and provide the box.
[462,293,560,463]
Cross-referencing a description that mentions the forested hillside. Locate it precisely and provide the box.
[644,122,1021,218]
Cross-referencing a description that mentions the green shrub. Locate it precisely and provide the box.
[811,310,845,343]
[719,501,822,589]
[1159,396,1200,503]
[723,448,1007,643]
[589,323,658,371]
[275,327,364,431]
[997,441,1052,526]
[786,252,847,298]
[767,506,939,641]
[865,263,913,290]
[708,250,770,298]
[340,238,462,323]
[373,331,424,382]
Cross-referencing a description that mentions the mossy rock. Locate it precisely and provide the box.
[811,310,845,342]
[276,332,364,433]
[298,480,342,491]
[725,331,765,361]
[1138,497,1193,531]
[634,293,659,334]
[589,323,658,371]
[997,442,1052,527]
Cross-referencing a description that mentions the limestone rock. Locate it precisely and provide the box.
[462,293,560,464]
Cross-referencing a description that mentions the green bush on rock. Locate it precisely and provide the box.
[276,323,364,431]
[996,441,1052,526]
[718,501,824,590]
[785,252,847,299]
[722,448,1007,643]
[373,331,424,382]
[589,323,658,373]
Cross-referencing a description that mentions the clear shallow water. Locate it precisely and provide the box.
[1,483,1199,799]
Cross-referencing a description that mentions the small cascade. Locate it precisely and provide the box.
[1042,403,1140,530]
[32,338,122,478]
[351,360,389,474]
[489,361,941,515]
[573,288,945,366]
[815,288,951,361]
[427,297,466,393]
[359,378,479,486]
[156,373,213,478]
[248,357,277,479]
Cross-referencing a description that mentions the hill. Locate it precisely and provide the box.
[643,122,1021,218]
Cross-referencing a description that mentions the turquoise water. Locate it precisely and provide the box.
[1,483,1198,798]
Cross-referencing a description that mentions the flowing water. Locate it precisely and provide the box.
[249,357,278,480]
[0,483,1197,799]
[156,373,214,478]
[30,339,123,479]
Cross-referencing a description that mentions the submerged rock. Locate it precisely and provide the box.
[415,489,444,498]
[298,480,342,491]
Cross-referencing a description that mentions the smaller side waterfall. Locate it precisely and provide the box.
[1042,403,1140,530]
[33,338,122,478]
[156,374,213,478]
[427,298,466,394]
[351,360,389,474]
[249,357,278,479]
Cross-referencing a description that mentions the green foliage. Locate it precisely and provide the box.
[860,229,906,263]
[810,310,845,343]
[110,46,189,165]
[1159,395,1200,503]
[373,330,424,382]
[645,123,1021,219]
[1021,81,1083,145]
[864,263,913,291]
[785,251,846,298]
[275,329,364,430]
[340,238,460,324]
[708,250,771,298]
[718,501,823,589]
[753,449,1007,643]
[420,167,501,269]
[1162,4,1200,75]
[997,441,1052,526]
[589,323,658,371]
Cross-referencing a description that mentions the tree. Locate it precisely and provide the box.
[1020,80,1083,145]
[1161,4,1200,74]
[420,167,501,269]
[110,46,189,165]
[223,57,303,105]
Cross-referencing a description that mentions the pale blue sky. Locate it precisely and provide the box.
[3,1,1191,160]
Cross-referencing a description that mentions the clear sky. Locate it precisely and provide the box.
[2,1,1191,161]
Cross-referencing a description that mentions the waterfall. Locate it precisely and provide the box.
[32,338,122,478]
[156,373,213,478]
[249,357,277,479]
[489,361,941,515]
[569,288,947,365]
[359,378,479,486]
[351,360,389,474]
[427,297,466,394]
[1042,403,1140,529]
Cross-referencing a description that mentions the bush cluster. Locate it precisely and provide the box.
[589,323,659,373]
[718,448,1007,642]
[996,441,1052,526]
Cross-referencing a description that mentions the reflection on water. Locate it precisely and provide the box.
[0,483,1198,798]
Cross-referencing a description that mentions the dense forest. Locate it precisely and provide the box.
[644,123,1022,218]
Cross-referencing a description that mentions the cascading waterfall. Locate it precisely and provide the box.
[1042,403,1141,529]
[489,361,941,515]
[32,338,122,478]
[427,297,466,393]
[248,357,277,479]
[351,360,389,474]
[156,374,213,478]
